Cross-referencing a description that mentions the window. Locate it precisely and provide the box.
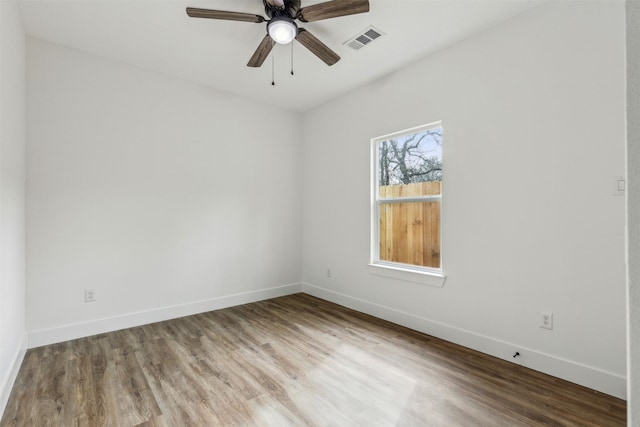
[370,122,444,285]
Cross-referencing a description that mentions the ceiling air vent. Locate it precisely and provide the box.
[344,26,385,51]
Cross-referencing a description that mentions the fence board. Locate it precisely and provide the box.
[379,182,441,268]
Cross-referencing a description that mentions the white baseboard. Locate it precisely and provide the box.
[28,283,302,348]
[301,283,627,400]
[24,281,626,399]
[0,333,27,417]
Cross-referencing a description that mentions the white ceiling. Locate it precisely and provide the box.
[18,0,543,111]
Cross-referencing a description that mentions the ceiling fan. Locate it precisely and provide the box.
[186,0,370,67]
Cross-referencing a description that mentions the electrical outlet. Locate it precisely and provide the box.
[85,288,96,302]
[540,311,553,330]
[326,267,332,278]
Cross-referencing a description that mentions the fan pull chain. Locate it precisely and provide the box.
[272,55,275,86]
[291,42,294,76]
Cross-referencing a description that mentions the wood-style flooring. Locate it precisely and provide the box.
[1,293,626,426]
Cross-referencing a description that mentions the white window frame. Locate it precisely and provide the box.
[369,121,446,287]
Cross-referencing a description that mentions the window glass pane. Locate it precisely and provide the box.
[378,127,442,198]
[379,201,441,268]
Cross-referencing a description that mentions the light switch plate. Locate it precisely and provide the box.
[613,176,625,196]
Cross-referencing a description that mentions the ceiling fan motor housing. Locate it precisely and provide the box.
[263,0,301,19]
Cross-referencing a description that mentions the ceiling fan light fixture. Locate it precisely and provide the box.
[268,16,298,44]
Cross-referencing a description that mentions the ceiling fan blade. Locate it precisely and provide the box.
[296,28,340,66]
[247,35,276,67]
[186,8,265,23]
[297,0,369,22]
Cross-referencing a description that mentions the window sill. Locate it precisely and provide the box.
[368,263,446,287]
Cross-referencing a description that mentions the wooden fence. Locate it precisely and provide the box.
[379,182,441,268]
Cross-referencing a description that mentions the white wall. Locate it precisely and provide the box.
[26,38,302,346]
[0,0,26,414]
[302,1,627,398]
[627,0,640,422]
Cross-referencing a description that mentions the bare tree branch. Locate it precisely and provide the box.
[378,128,442,186]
